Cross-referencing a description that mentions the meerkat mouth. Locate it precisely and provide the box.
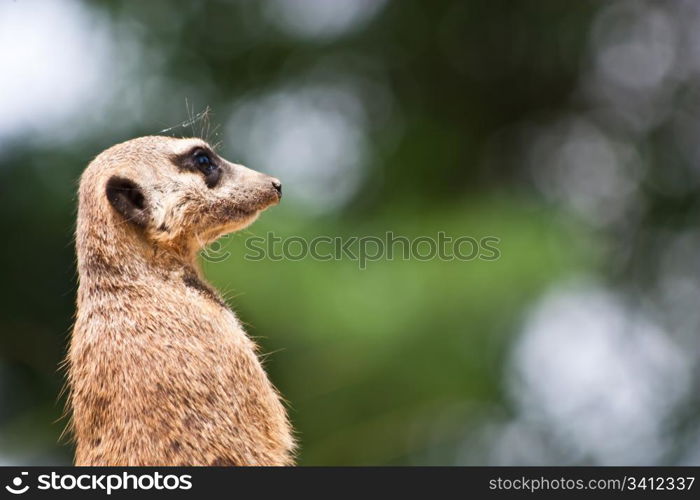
[228,206,258,220]
[230,196,278,220]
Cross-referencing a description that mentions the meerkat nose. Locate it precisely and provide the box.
[271,179,282,198]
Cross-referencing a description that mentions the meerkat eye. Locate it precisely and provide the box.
[195,152,214,173]
[173,147,222,188]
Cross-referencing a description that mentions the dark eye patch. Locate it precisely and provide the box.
[171,145,222,188]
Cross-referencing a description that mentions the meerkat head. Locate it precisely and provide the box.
[82,136,281,256]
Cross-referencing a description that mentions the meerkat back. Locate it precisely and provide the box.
[67,136,294,466]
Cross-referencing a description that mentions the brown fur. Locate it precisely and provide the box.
[66,136,294,466]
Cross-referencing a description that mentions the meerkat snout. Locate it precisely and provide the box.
[271,178,282,198]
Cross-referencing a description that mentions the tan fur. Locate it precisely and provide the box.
[66,136,295,466]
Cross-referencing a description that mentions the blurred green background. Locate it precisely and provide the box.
[1,0,699,465]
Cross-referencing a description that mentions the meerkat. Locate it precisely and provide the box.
[66,136,295,466]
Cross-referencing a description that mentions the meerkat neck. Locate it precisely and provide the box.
[76,210,200,289]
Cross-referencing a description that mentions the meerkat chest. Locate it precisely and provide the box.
[75,274,255,373]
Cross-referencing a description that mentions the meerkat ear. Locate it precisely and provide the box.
[105,175,149,227]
